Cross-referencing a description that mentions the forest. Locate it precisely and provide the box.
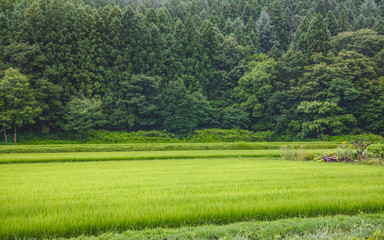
[0,0,384,139]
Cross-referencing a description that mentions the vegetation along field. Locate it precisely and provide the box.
[1,142,384,239]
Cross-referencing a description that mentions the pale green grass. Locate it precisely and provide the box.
[61,214,384,240]
[0,142,339,154]
[1,158,383,239]
[0,149,333,164]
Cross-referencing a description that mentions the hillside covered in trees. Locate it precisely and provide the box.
[1,0,384,139]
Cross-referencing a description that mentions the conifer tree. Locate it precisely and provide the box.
[354,14,367,30]
[200,19,218,58]
[360,0,380,17]
[326,11,338,36]
[306,14,332,56]
[295,16,309,53]
[373,16,384,35]
[268,0,289,51]
[365,14,376,28]
[338,9,350,32]
[244,16,261,53]
[256,10,279,53]
[315,0,330,16]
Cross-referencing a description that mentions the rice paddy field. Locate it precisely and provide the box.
[0,142,384,239]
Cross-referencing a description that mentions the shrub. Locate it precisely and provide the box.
[187,129,274,142]
[367,145,384,159]
[335,141,354,162]
[329,133,383,143]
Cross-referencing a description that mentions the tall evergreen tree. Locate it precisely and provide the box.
[354,14,367,30]
[256,10,279,53]
[244,16,261,53]
[373,16,384,34]
[326,11,338,36]
[360,0,380,17]
[306,14,332,56]
[338,9,350,32]
[295,16,309,53]
[268,0,289,51]
[200,19,218,58]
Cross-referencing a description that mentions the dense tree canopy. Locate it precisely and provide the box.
[1,0,384,139]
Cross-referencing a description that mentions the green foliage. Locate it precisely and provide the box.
[0,68,42,143]
[107,74,161,130]
[338,9,351,32]
[256,10,279,53]
[159,80,212,136]
[235,54,277,129]
[61,98,106,140]
[306,14,332,56]
[368,144,384,158]
[87,130,176,143]
[188,129,274,142]
[360,0,380,18]
[331,29,384,57]
[295,101,357,138]
[326,11,339,36]
[335,141,355,161]
[329,133,384,143]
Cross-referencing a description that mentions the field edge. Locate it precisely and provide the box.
[58,213,384,240]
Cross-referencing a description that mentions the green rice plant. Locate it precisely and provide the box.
[1,158,383,239]
[0,149,334,164]
[0,142,340,154]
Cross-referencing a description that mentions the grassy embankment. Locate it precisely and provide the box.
[62,214,384,240]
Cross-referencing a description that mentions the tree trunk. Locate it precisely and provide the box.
[14,123,16,144]
[3,126,7,144]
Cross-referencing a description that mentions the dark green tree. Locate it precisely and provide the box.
[354,14,367,30]
[295,16,310,52]
[159,80,212,136]
[200,19,218,59]
[306,15,332,56]
[338,9,350,32]
[268,0,289,50]
[108,74,161,130]
[373,16,384,34]
[331,29,384,57]
[326,11,338,36]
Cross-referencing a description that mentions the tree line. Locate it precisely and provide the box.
[0,0,384,141]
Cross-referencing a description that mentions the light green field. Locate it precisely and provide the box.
[0,142,339,153]
[0,149,333,164]
[1,158,383,239]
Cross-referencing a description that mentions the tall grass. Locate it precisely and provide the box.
[0,149,333,164]
[1,158,383,239]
